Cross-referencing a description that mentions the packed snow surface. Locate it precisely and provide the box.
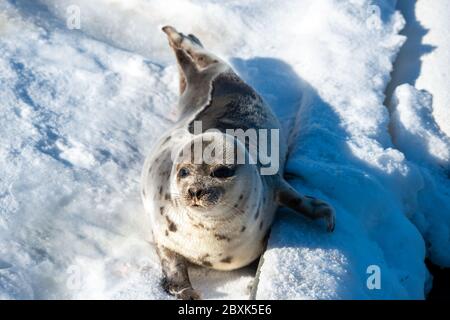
[388,0,450,137]
[0,0,448,299]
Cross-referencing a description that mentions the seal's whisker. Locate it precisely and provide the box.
[218,201,247,215]
[169,192,246,219]
[168,193,187,206]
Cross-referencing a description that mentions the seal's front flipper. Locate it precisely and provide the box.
[276,179,335,232]
[157,245,201,300]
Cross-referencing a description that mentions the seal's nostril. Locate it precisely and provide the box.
[188,188,196,198]
[188,187,204,200]
[195,189,203,199]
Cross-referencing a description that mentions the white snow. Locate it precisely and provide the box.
[247,0,429,299]
[0,0,449,300]
[412,0,450,137]
[390,85,450,267]
[387,0,450,137]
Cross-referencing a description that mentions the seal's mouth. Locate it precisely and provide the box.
[191,202,202,208]
[188,198,219,209]
[184,186,222,209]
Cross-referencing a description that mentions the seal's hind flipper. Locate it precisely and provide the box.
[162,25,184,48]
[162,26,200,95]
[187,34,203,47]
[163,26,220,72]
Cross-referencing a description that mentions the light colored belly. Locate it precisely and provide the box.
[153,212,272,271]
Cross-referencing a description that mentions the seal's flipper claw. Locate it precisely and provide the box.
[176,288,202,300]
[326,208,336,232]
[157,245,199,299]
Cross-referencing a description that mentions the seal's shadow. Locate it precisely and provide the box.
[231,57,348,172]
[228,57,434,299]
[231,57,305,141]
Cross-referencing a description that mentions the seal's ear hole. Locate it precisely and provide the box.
[210,166,235,179]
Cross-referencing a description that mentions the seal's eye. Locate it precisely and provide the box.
[178,167,190,178]
[211,166,235,179]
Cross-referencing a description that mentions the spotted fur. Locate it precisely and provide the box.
[141,26,335,300]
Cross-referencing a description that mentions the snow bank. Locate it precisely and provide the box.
[0,0,448,300]
[391,85,450,267]
[387,0,450,137]
[242,0,429,299]
[413,0,450,137]
[384,0,450,268]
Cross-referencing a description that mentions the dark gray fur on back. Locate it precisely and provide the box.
[187,71,280,133]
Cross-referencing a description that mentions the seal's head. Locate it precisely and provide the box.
[170,132,261,215]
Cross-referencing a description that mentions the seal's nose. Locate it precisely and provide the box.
[188,187,204,200]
